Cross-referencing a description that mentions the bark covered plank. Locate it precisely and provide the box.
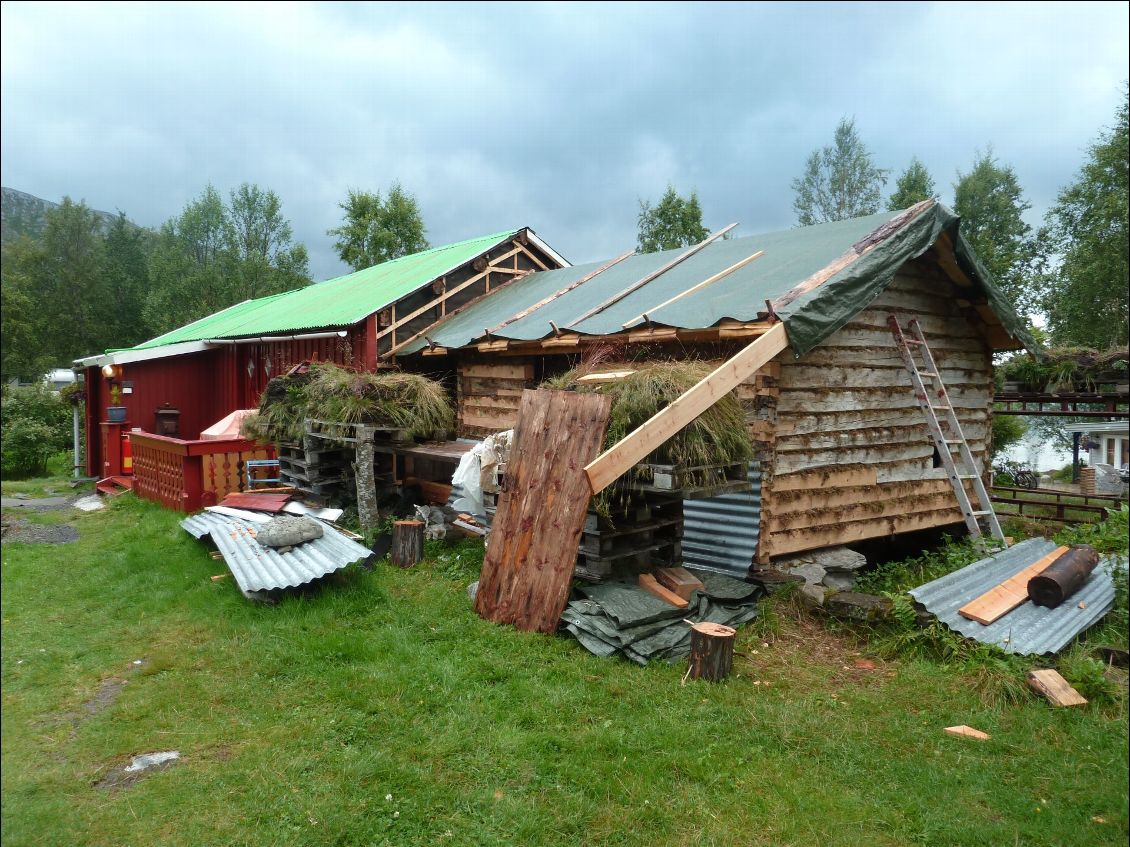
[474,389,611,633]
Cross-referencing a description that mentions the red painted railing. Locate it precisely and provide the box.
[130,432,274,512]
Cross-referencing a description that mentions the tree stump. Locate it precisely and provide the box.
[391,520,424,568]
[687,622,737,682]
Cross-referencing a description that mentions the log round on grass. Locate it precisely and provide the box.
[1027,544,1099,608]
[687,622,737,682]
[391,520,425,568]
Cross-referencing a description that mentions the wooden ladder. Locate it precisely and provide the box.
[888,315,1005,543]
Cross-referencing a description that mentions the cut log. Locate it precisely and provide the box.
[958,546,1069,625]
[391,520,425,568]
[1027,545,1099,608]
[654,566,704,600]
[687,622,737,682]
[1027,668,1088,707]
[474,389,612,633]
[638,573,689,608]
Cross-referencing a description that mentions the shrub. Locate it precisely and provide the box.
[1,384,71,478]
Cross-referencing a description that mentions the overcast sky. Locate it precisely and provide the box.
[2,1,1127,280]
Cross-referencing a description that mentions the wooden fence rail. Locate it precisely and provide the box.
[990,486,1125,525]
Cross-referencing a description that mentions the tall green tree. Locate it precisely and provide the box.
[144,184,310,336]
[792,117,887,226]
[1040,88,1129,348]
[227,183,310,298]
[636,185,709,253]
[888,157,938,210]
[1,236,55,381]
[328,183,429,271]
[953,149,1036,317]
[102,213,152,348]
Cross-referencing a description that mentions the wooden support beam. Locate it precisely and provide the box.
[515,241,551,271]
[622,250,765,328]
[566,223,738,328]
[584,322,789,495]
[486,249,635,336]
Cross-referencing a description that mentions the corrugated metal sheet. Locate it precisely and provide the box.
[182,512,373,594]
[909,537,1122,655]
[136,231,522,349]
[681,464,762,578]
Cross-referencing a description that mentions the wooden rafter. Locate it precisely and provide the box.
[565,223,738,329]
[486,249,634,337]
[375,243,524,345]
[622,249,765,329]
[583,322,789,495]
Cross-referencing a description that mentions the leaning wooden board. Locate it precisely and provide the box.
[474,389,612,634]
[957,545,1069,625]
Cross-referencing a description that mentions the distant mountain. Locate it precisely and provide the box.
[1,186,131,243]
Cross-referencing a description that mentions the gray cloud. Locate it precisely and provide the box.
[3,1,1126,280]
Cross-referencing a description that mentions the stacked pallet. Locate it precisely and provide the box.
[458,362,535,438]
[575,495,683,582]
[277,441,355,497]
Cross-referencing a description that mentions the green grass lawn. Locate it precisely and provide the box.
[2,480,1128,846]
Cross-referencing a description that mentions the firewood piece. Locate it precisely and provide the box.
[1027,668,1088,707]
[638,573,689,608]
[654,566,704,600]
[1027,545,1099,608]
[944,725,990,741]
[210,573,229,582]
[391,520,425,568]
[687,622,737,682]
[958,546,1069,625]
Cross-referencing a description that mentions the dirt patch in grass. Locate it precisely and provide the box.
[95,751,181,791]
[83,677,127,717]
[1,515,79,544]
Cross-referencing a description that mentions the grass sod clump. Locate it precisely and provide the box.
[2,484,1128,846]
[544,360,752,471]
[240,362,454,444]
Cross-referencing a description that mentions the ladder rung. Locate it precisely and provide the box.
[944,439,963,444]
[919,372,938,378]
[931,405,952,411]
[957,474,979,479]
[903,338,925,345]
[970,510,992,517]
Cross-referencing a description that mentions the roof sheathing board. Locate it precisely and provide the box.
[133,230,520,349]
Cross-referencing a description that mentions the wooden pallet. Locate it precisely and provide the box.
[625,461,750,499]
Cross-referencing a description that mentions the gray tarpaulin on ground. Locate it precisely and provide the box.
[562,570,762,664]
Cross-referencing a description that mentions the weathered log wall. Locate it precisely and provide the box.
[759,258,994,560]
[457,360,537,437]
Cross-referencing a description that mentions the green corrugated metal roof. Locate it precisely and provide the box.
[404,205,1036,356]
[134,230,519,349]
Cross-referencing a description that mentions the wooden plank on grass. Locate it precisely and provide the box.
[584,323,789,495]
[957,546,1069,625]
[944,725,990,741]
[1027,669,1088,707]
[474,389,611,634]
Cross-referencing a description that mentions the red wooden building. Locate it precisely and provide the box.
[76,228,566,505]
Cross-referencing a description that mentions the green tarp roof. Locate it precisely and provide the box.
[404,204,1036,356]
[133,230,521,349]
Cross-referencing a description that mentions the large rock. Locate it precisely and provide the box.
[825,592,893,623]
[814,546,868,573]
[257,516,324,549]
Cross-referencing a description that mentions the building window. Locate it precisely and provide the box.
[1106,438,1116,466]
